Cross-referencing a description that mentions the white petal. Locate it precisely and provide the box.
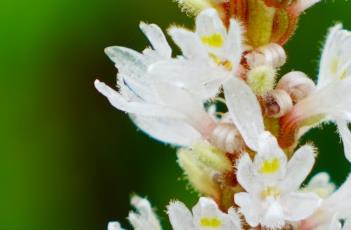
[236,153,261,193]
[152,82,215,134]
[280,144,315,193]
[128,196,162,230]
[95,80,183,119]
[253,132,287,182]
[139,22,172,58]
[168,26,208,60]
[223,77,264,151]
[131,115,201,147]
[281,192,321,222]
[305,172,336,198]
[323,175,351,219]
[336,119,351,162]
[105,46,150,76]
[167,200,193,230]
[195,8,226,40]
[261,200,285,229]
[108,222,126,230]
[192,197,237,230]
[318,24,351,88]
[148,59,228,100]
[234,192,261,228]
[223,19,243,73]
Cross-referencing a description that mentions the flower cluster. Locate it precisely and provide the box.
[96,0,351,229]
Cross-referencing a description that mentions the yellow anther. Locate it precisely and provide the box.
[200,217,222,228]
[201,33,224,47]
[260,158,280,174]
[261,186,281,199]
[330,57,340,75]
[209,53,233,71]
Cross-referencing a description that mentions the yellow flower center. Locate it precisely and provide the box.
[200,217,222,228]
[201,33,224,48]
[261,186,281,199]
[260,158,281,174]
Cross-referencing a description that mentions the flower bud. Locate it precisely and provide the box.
[209,122,245,154]
[264,89,293,118]
[276,71,316,103]
[177,148,221,199]
[247,65,277,95]
[246,43,287,68]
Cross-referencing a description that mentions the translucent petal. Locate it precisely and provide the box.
[139,22,172,58]
[280,144,315,193]
[223,77,264,151]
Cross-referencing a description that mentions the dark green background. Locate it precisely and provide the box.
[0,0,350,229]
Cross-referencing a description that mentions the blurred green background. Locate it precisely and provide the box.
[0,0,351,229]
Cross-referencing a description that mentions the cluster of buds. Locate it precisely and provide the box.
[96,0,351,229]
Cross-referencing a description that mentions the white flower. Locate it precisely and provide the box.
[148,8,243,100]
[281,24,351,161]
[235,133,320,229]
[222,77,321,228]
[108,196,161,230]
[95,22,216,147]
[300,174,351,230]
[167,197,242,230]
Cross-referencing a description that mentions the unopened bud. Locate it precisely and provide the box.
[276,71,316,103]
[177,148,220,199]
[247,65,277,95]
[264,89,293,118]
[209,121,245,154]
[246,43,287,68]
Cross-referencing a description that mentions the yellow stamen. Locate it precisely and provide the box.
[209,53,233,71]
[200,217,222,228]
[260,158,280,174]
[201,33,224,47]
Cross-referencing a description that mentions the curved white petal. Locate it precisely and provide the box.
[195,8,226,40]
[139,22,172,58]
[228,208,243,230]
[131,115,201,147]
[223,77,264,151]
[281,192,321,222]
[280,144,316,193]
[305,172,336,198]
[336,119,351,162]
[318,24,351,88]
[95,80,183,118]
[168,27,208,60]
[224,19,243,73]
[108,222,126,230]
[167,201,193,230]
[234,192,261,228]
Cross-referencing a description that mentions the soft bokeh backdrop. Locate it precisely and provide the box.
[0,0,350,229]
